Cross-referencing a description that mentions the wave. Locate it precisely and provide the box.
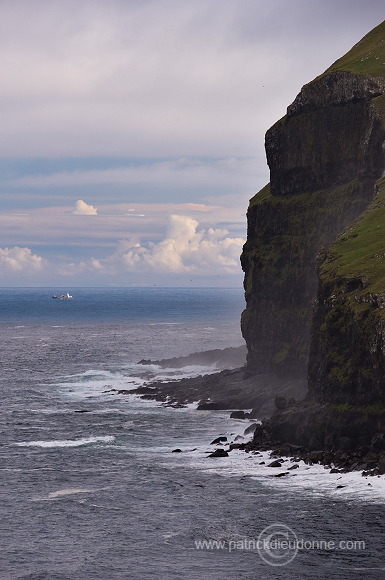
[51,361,223,402]
[47,488,103,498]
[14,435,115,448]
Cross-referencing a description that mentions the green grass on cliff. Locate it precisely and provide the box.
[324,20,385,77]
[244,178,372,299]
[322,176,385,299]
[241,178,373,371]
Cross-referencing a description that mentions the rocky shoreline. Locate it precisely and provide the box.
[199,422,385,479]
[122,346,307,417]
[244,423,385,477]
[108,345,385,478]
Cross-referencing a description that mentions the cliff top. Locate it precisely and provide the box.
[323,20,385,78]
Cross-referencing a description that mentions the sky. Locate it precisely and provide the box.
[1,0,384,287]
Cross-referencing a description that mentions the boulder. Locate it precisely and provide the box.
[230,411,246,419]
[210,436,228,445]
[244,423,259,435]
[207,449,229,458]
[268,459,283,468]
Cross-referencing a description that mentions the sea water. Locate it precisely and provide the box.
[1,287,385,580]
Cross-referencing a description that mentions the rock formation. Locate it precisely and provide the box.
[242,20,385,456]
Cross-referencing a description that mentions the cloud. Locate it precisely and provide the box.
[0,201,247,254]
[0,1,382,158]
[113,215,245,274]
[7,158,262,190]
[0,246,45,272]
[72,199,98,215]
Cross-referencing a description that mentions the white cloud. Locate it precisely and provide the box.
[113,215,245,274]
[0,246,45,272]
[0,201,247,253]
[72,199,98,215]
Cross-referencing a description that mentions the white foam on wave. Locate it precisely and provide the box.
[147,414,385,505]
[48,487,103,498]
[53,368,139,400]
[50,362,220,403]
[32,487,110,501]
[172,445,385,505]
[14,435,115,448]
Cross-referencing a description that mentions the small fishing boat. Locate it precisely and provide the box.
[52,292,73,299]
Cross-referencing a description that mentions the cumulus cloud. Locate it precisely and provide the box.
[72,199,98,215]
[0,216,245,283]
[113,215,245,274]
[55,258,101,277]
[0,246,44,272]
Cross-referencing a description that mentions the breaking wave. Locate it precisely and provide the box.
[14,435,115,448]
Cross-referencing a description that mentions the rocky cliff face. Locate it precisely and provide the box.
[241,21,385,380]
[243,20,385,457]
[308,176,385,406]
[264,175,385,455]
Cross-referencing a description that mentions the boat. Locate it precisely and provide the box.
[52,292,73,299]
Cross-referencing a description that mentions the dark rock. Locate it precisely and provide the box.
[268,459,283,468]
[336,485,346,489]
[172,449,182,453]
[330,468,341,474]
[365,452,379,462]
[362,468,380,476]
[74,409,90,413]
[244,423,259,435]
[198,402,225,410]
[275,444,293,457]
[371,433,385,452]
[273,472,289,477]
[378,454,385,474]
[275,396,287,410]
[230,411,246,419]
[229,443,246,450]
[252,424,265,443]
[210,436,228,445]
[207,449,229,458]
[288,464,299,470]
[339,437,354,451]
[357,463,368,471]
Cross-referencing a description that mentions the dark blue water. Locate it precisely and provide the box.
[0,287,244,324]
[1,288,385,580]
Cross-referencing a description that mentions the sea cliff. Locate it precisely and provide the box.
[241,21,385,379]
[242,21,385,462]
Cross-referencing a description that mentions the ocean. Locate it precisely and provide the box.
[1,287,385,580]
